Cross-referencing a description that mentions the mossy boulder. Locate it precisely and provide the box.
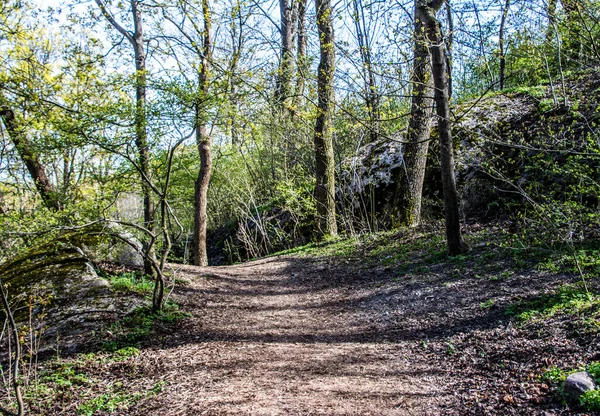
[0,233,142,353]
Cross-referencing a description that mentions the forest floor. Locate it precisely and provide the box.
[14,224,600,415]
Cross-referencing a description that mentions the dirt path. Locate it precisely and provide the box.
[131,257,453,415]
[119,251,595,416]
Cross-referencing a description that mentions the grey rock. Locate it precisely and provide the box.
[562,371,596,404]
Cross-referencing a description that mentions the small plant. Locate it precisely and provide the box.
[580,390,600,411]
[541,366,566,384]
[77,391,142,416]
[100,270,155,295]
[537,98,555,113]
[480,299,496,309]
[101,303,189,351]
[586,362,600,382]
[446,341,456,355]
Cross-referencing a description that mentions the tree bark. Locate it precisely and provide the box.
[0,108,61,211]
[445,0,453,99]
[131,0,155,275]
[94,0,155,275]
[193,0,212,266]
[314,0,338,238]
[499,0,510,90]
[352,0,379,142]
[276,0,299,108]
[419,0,469,255]
[393,1,435,228]
[294,0,308,109]
[228,0,243,147]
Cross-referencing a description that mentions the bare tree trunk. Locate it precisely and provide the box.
[131,0,155,276]
[228,1,243,146]
[94,0,155,275]
[276,0,299,107]
[193,0,212,267]
[419,0,469,255]
[352,0,379,142]
[294,0,308,109]
[314,0,338,238]
[499,0,511,90]
[393,1,434,228]
[1,108,61,211]
[445,0,454,99]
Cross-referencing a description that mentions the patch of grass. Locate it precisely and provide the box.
[76,379,165,415]
[99,270,155,295]
[22,348,157,414]
[480,299,496,309]
[38,362,93,388]
[501,85,547,99]
[101,302,190,351]
[274,235,360,258]
[538,248,600,276]
[77,391,142,416]
[506,283,599,326]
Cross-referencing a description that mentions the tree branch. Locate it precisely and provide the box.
[93,0,135,46]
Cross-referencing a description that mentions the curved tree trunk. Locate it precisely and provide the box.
[193,0,212,266]
[419,0,469,255]
[393,1,434,228]
[314,0,338,238]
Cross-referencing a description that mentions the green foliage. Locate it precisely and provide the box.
[588,362,600,382]
[101,304,189,351]
[537,98,555,113]
[541,367,567,384]
[23,349,162,414]
[580,390,600,411]
[538,248,600,277]
[506,284,599,326]
[39,362,93,388]
[542,362,600,411]
[77,391,143,416]
[99,270,155,295]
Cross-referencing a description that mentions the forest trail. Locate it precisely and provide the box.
[132,256,453,415]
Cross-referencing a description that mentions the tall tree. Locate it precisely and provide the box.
[276,0,299,108]
[314,0,338,237]
[418,0,469,255]
[294,0,308,109]
[498,0,511,90]
[193,0,213,266]
[393,0,435,228]
[94,0,155,275]
[352,0,380,142]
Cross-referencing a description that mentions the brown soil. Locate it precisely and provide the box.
[93,251,597,416]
